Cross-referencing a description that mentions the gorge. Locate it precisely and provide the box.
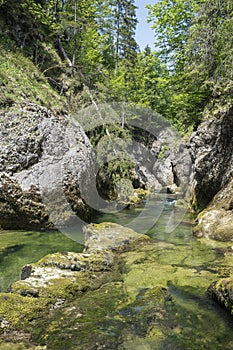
[0,0,233,348]
[0,102,232,349]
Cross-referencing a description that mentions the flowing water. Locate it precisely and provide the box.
[1,195,233,349]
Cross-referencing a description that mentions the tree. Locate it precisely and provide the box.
[111,0,138,71]
[146,0,212,131]
[147,0,195,70]
[187,0,233,114]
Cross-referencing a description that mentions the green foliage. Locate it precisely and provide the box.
[112,0,138,67]
[147,0,195,68]
[187,0,233,115]
[1,0,231,132]
[94,124,135,183]
[147,0,233,129]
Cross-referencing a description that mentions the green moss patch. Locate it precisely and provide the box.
[0,34,64,109]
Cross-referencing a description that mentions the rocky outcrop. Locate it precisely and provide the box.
[190,110,233,313]
[131,136,192,195]
[0,103,94,230]
[79,105,192,202]
[190,109,233,240]
[0,223,150,345]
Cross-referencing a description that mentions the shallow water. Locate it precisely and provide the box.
[0,230,83,292]
[93,195,233,349]
[1,195,233,349]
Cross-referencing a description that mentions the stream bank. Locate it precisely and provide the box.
[189,109,233,313]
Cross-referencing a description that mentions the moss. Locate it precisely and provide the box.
[0,293,49,329]
[157,145,169,160]
[128,188,150,208]
[0,343,27,350]
[0,33,64,109]
[37,251,112,272]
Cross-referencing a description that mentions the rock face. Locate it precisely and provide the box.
[190,109,233,240]
[78,105,192,201]
[0,103,94,230]
[130,135,192,195]
[190,110,233,209]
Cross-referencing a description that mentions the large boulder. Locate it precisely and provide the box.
[0,103,94,230]
[190,109,233,240]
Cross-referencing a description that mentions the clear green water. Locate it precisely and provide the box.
[92,195,233,349]
[1,195,233,349]
[0,230,83,292]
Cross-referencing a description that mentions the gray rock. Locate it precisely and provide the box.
[0,103,95,229]
[189,110,233,209]
[128,130,192,194]
[190,109,233,240]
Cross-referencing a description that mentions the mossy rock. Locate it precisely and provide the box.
[208,277,233,314]
[0,293,49,329]
[84,222,150,253]
[0,224,156,348]
[10,250,116,299]
[193,209,233,241]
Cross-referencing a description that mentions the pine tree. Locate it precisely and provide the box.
[110,0,138,70]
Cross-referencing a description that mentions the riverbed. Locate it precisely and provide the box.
[1,195,233,349]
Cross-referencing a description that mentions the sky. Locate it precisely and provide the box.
[135,0,156,50]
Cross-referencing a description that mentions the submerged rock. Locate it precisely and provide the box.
[0,103,94,230]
